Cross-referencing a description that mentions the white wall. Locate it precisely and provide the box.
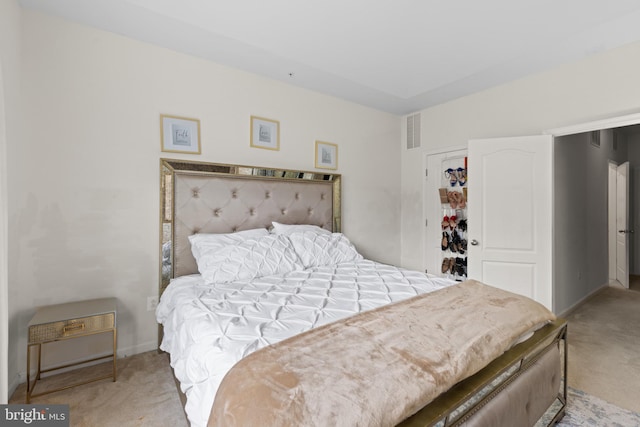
[1,0,22,402]
[553,134,588,312]
[7,10,401,391]
[553,130,627,313]
[402,40,640,311]
[0,69,7,404]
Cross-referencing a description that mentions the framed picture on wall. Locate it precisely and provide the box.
[315,141,338,170]
[250,116,280,150]
[160,114,201,154]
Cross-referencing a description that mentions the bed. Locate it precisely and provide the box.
[156,158,567,427]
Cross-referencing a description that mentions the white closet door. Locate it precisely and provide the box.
[467,135,553,310]
[616,161,630,288]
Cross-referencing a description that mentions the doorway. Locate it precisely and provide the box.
[552,129,629,312]
[552,122,640,313]
[617,125,640,291]
[424,149,467,278]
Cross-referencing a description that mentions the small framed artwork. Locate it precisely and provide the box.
[315,141,338,170]
[250,116,280,150]
[160,114,201,154]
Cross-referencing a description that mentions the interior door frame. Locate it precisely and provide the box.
[545,112,640,137]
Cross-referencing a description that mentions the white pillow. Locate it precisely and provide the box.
[287,231,363,268]
[194,234,303,284]
[188,228,269,261]
[270,221,331,235]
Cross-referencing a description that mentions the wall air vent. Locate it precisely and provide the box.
[406,113,421,149]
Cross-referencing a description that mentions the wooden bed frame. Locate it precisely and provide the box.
[158,158,567,426]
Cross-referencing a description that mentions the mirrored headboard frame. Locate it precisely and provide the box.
[159,158,342,296]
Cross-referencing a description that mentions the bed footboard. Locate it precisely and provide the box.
[209,282,561,427]
[399,319,567,427]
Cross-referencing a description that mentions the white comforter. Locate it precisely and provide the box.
[157,259,455,427]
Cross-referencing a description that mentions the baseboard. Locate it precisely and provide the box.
[8,373,21,401]
[557,283,609,318]
[117,340,157,358]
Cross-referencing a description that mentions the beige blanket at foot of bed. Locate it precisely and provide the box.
[209,280,555,427]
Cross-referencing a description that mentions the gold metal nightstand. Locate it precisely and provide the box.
[26,297,117,403]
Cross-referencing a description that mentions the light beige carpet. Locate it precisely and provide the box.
[565,284,640,414]
[9,284,640,426]
[9,351,188,427]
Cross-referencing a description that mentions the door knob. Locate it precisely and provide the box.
[470,239,479,246]
[619,230,635,233]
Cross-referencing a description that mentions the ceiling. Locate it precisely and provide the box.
[18,0,640,115]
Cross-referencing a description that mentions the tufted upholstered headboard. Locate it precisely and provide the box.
[159,159,341,294]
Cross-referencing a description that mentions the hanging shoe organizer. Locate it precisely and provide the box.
[439,158,467,280]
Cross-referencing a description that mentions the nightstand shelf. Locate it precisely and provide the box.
[26,298,117,403]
